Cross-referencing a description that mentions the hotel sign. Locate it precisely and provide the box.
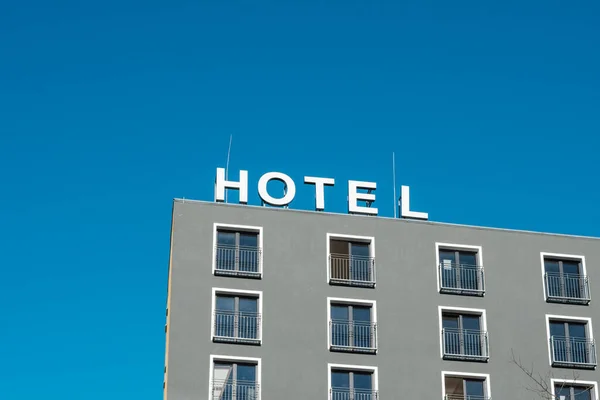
[214,167,428,220]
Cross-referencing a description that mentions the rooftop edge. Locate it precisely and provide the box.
[172,198,600,241]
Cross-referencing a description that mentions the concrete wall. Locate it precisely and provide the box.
[165,200,600,400]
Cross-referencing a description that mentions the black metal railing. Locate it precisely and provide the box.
[329,254,376,287]
[211,380,259,400]
[550,336,597,368]
[330,320,377,352]
[444,395,489,400]
[442,328,489,361]
[439,263,485,295]
[545,273,591,304]
[213,311,261,343]
[330,388,378,400]
[215,245,261,277]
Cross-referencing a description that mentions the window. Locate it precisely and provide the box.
[210,355,260,400]
[552,380,598,400]
[541,253,590,304]
[328,364,378,400]
[213,224,262,278]
[547,315,597,368]
[436,243,484,296]
[327,234,375,287]
[442,372,490,400]
[328,298,377,353]
[212,288,262,344]
[439,307,489,361]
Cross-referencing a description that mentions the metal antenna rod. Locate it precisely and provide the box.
[392,152,397,218]
[225,134,233,203]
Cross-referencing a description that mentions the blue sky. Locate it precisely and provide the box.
[1,1,599,398]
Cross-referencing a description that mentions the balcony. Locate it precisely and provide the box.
[213,311,261,344]
[550,336,597,368]
[442,328,489,361]
[439,262,485,296]
[211,380,259,400]
[444,396,489,400]
[329,254,376,287]
[215,245,262,278]
[545,273,591,304]
[329,320,377,353]
[330,388,378,400]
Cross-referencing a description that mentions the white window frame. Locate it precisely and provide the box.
[545,314,595,366]
[326,233,375,285]
[328,363,379,399]
[441,371,491,400]
[211,287,263,344]
[327,297,378,352]
[438,306,488,360]
[212,223,264,278]
[435,242,484,294]
[551,378,599,400]
[208,354,261,400]
[539,252,588,302]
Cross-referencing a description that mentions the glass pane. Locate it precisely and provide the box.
[215,296,235,338]
[462,316,482,357]
[216,296,235,311]
[331,306,350,347]
[574,386,592,400]
[213,363,233,400]
[350,243,371,282]
[217,231,236,245]
[353,306,372,348]
[443,315,459,329]
[442,316,460,355]
[239,297,257,314]
[216,232,236,271]
[465,379,484,397]
[440,251,457,289]
[550,322,567,362]
[569,323,586,339]
[236,363,256,382]
[550,322,566,337]
[444,377,464,397]
[353,372,373,391]
[353,306,371,323]
[330,239,349,255]
[439,250,456,263]
[332,371,350,388]
[351,243,370,257]
[462,315,481,331]
[555,385,571,400]
[331,305,350,321]
[238,297,258,340]
[545,260,560,274]
[239,233,259,273]
[458,251,477,267]
[562,261,581,276]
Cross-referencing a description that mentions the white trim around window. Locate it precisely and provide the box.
[212,223,264,277]
[551,379,599,400]
[437,306,488,360]
[326,233,375,285]
[545,314,594,366]
[326,297,378,352]
[441,371,491,400]
[435,242,484,294]
[208,355,261,400]
[328,363,379,399]
[539,252,588,302]
[211,287,263,344]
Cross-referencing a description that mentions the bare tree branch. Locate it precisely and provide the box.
[510,348,593,400]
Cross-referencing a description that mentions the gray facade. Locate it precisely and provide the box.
[163,199,600,400]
